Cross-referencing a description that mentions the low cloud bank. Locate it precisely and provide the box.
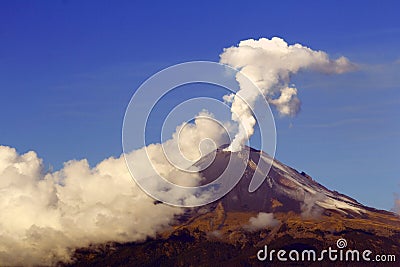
[0,113,226,266]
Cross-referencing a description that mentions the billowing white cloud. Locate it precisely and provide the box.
[244,212,279,232]
[220,37,356,151]
[0,146,182,265]
[0,112,227,266]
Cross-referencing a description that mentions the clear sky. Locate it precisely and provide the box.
[1,1,399,210]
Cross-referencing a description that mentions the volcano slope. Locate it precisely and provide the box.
[66,147,400,266]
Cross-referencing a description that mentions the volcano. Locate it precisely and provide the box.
[67,147,400,266]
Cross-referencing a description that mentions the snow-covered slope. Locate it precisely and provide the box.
[197,146,367,216]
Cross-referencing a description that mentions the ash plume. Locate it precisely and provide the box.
[220,37,356,151]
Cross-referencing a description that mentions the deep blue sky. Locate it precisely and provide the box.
[1,1,399,210]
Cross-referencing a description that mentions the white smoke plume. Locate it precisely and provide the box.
[244,212,279,232]
[301,192,326,218]
[395,200,400,215]
[0,112,226,266]
[220,37,356,151]
[393,194,400,215]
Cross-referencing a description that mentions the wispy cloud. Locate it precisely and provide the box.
[296,60,400,92]
[393,193,400,215]
[243,212,280,232]
[302,118,375,129]
[334,98,400,114]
